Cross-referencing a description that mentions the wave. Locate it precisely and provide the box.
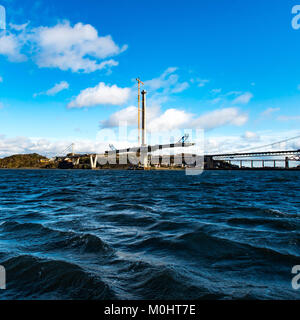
[111,258,224,300]
[0,221,113,255]
[0,254,116,299]
[227,217,300,231]
[177,226,300,261]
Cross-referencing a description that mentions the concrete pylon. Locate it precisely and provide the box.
[141,90,148,168]
[285,157,289,169]
[90,155,98,169]
[141,90,147,146]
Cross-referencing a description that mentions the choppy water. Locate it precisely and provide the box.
[0,169,299,300]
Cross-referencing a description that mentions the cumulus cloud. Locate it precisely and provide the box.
[1,130,298,158]
[34,81,69,97]
[0,32,27,62]
[68,82,131,108]
[101,105,160,128]
[101,106,248,132]
[0,134,144,158]
[0,135,111,158]
[0,21,127,73]
[148,108,192,132]
[205,131,300,154]
[192,107,248,130]
[101,106,138,128]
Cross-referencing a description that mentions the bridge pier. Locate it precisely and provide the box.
[285,157,289,169]
[90,155,98,169]
[73,158,80,165]
[205,156,214,169]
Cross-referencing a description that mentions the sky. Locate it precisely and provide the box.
[0,0,300,157]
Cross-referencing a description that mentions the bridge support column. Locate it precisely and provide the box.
[90,155,98,169]
[251,160,253,168]
[240,160,242,168]
[285,157,289,169]
[206,156,214,169]
[274,160,276,168]
[262,160,264,168]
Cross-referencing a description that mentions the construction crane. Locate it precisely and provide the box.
[178,134,189,144]
[109,144,117,151]
[136,78,144,146]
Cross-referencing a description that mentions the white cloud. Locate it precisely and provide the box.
[233,92,253,104]
[34,81,69,97]
[9,21,30,31]
[204,130,300,154]
[1,130,299,159]
[232,92,253,105]
[148,108,192,132]
[0,21,127,73]
[31,21,127,73]
[68,82,131,108]
[101,105,160,128]
[145,67,189,94]
[102,106,248,132]
[277,115,300,121]
[208,91,253,106]
[192,107,248,130]
[171,82,189,93]
[46,81,69,96]
[242,131,260,141]
[226,91,242,96]
[101,106,138,128]
[210,98,221,104]
[197,79,209,87]
[0,32,27,62]
[211,88,222,94]
[261,107,280,118]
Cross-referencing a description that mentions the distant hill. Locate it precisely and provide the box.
[0,153,49,168]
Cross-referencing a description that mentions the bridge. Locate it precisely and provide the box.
[205,149,300,169]
[53,144,300,170]
[52,88,300,170]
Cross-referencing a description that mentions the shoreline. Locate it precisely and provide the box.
[1,167,299,171]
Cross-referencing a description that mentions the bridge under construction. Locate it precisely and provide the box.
[53,80,300,170]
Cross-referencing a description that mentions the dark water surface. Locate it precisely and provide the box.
[0,169,299,300]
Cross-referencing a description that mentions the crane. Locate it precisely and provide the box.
[178,134,189,144]
[109,144,117,151]
[136,78,144,146]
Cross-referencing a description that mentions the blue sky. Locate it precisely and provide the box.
[0,0,300,156]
